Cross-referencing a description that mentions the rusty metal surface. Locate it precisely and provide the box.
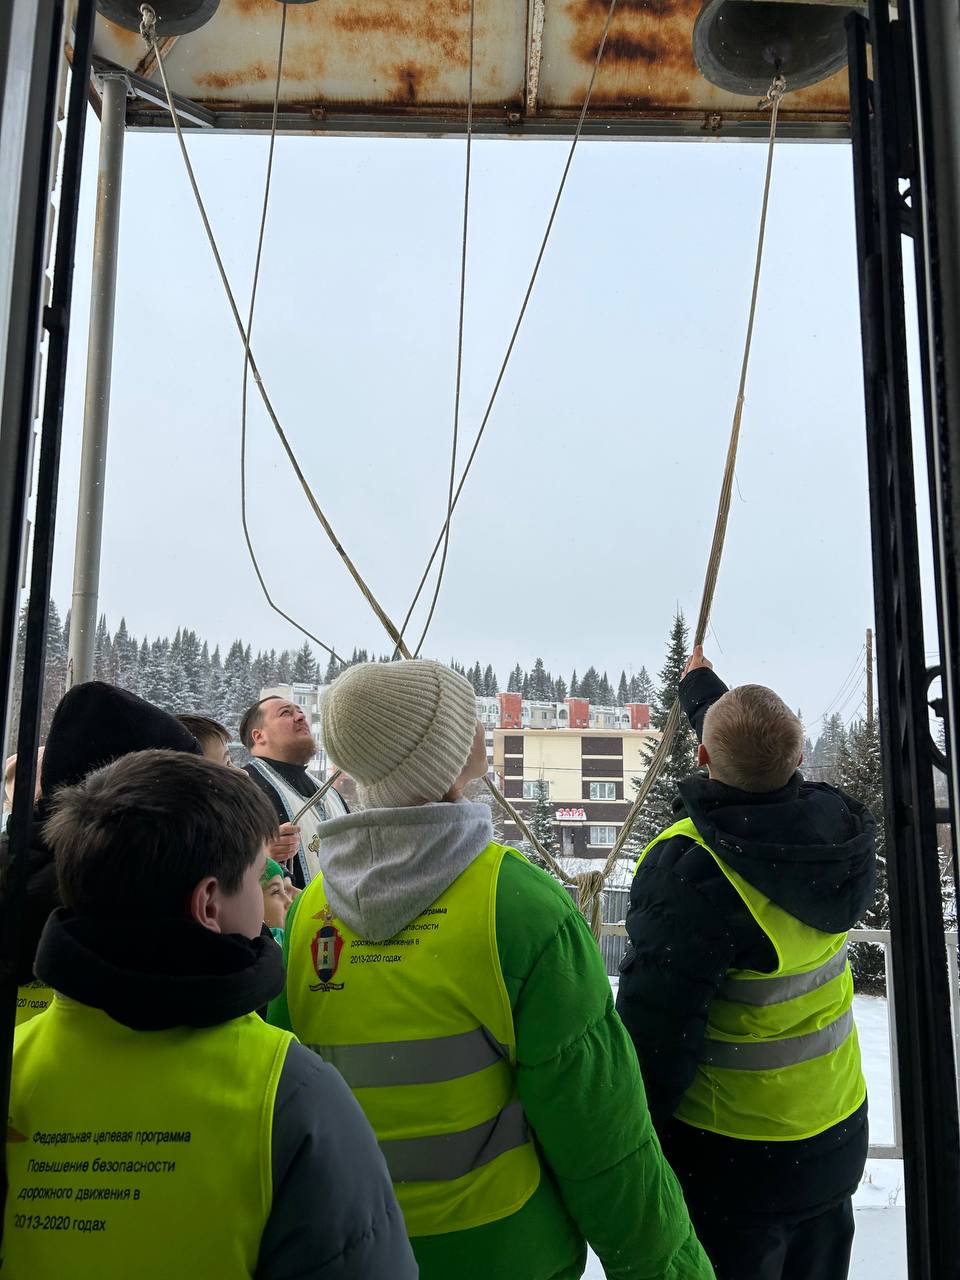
[91,0,851,138]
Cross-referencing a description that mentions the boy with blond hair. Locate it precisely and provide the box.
[617,648,876,1280]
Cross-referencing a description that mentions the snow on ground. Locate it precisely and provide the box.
[588,987,907,1277]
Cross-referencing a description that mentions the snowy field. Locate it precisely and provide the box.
[585,991,906,1278]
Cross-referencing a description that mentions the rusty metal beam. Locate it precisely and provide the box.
[121,103,849,142]
[133,32,178,80]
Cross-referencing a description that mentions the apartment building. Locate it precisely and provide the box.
[260,684,656,835]
[492,723,659,859]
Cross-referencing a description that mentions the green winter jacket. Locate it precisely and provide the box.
[269,802,712,1280]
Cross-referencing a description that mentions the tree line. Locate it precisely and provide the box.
[503,659,655,707]
[6,601,657,747]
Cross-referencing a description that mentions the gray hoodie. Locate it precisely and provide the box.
[316,801,495,941]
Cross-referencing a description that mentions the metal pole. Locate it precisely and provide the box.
[903,0,960,932]
[65,72,126,689]
[866,626,874,729]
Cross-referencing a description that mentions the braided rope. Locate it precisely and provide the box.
[583,73,788,923]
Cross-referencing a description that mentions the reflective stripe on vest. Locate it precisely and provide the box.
[718,942,850,1007]
[700,1006,855,1070]
[637,818,866,1142]
[306,1027,509,1090]
[380,1099,528,1183]
[4,998,292,1278]
[285,842,541,1237]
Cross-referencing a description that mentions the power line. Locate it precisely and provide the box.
[815,645,867,724]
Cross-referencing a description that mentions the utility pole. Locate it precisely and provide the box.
[866,627,874,729]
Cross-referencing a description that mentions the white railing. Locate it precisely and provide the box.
[600,924,960,1160]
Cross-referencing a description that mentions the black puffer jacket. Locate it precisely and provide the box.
[29,911,416,1278]
[616,667,876,1224]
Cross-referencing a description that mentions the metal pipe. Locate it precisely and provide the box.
[66,73,126,688]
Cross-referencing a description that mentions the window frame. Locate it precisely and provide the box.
[522,779,550,800]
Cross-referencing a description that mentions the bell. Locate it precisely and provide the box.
[95,0,220,36]
[693,0,860,97]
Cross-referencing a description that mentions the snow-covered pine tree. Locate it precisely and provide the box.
[41,600,67,735]
[324,653,341,684]
[628,610,698,848]
[143,638,173,709]
[180,628,206,711]
[529,658,551,701]
[568,670,579,698]
[835,717,887,991]
[221,641,255,726]
[111,618,138,694]
[138,638,150,691]
[93,614,112,681]
[250,650,273,699]
[292,641,317,683]
[483,664,498,696]
[598,671,614,706]
[554,675,567,702]
[635,665,654,703]
[578,667,600,704]
[524,778,559,873]
[521,672,531,698]
[207,645,226,721]
[277,650,292,684]
[507,664,524,694]
[164,629,188,713]
[809,713,848,783]
[617,672,630,707]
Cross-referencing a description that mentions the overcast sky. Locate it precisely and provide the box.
[47,118,939,734]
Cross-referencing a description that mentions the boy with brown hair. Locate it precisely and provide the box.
[617,648,876,1280]
[3,749,414,1280]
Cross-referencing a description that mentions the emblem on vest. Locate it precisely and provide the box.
[308,833,320,854]
[310,913,345,991]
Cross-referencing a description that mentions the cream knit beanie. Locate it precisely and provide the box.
[320,660,479,808]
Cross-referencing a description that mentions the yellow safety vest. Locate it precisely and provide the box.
[15,978,54,1025]
[638,819,866,1141]
[286,841,541,1238]
[3,996,293,1278]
